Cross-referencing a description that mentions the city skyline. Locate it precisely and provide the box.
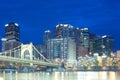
[0,1,120,80]
[0,0,120,51]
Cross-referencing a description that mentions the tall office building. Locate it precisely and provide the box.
[2,22,21,57]
[75,28,81,45]
[54,24,79,60]
[102,35,114,56]
[93,35,114,56]
[54,24,75,39]
[54,24,90,57]
[44,30,52,56]
[75,28,84,57]
[80,28,90,53]
[46,38,68,61]
[93,37,103,56]
[44,30,52,45]
[46,37,77,63]
[76,28,90,57]
[67,38,76,65]
[1,38,7,51]
[89,33,96,55]
[5,22,20,41]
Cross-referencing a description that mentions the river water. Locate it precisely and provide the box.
[0,71,120,80]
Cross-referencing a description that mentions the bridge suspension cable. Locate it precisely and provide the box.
[1,45,21,52]
[31,44,50,62]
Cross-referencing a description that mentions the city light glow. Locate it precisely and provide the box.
[5,24,8,27]
[15,23,19,26]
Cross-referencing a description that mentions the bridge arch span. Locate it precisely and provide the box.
[21,43,33,60]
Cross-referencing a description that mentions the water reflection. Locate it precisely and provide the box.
[108,72,117,80]
[0,71,119,80]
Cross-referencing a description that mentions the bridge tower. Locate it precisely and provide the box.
[21,43,33,66]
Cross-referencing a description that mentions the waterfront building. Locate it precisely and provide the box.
[93,53,99,60]
[116,50,120,58]
[47,37,77,65]
[102,35,114,56]
[46,38,68,61]
[67,38,77,65]
[93,35,114,56]
[93,36,103,56]
[102,55,107,66]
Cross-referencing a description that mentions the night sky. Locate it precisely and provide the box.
[0,0,120,51]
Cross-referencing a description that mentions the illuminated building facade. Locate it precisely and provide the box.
[44,30,52,55]
[75,28,81,45]
[46,37,77,63]
[2,22,21,57]
[93,35,114,56]
[46,38,68,61]
[102,35,114,56]
[5,22,20,41]
[54,24,75,39]
[116,50,120,58]
[44,30,52,45]
[67,38,76,64]
[80,28,90,53]
[89,33,96,55]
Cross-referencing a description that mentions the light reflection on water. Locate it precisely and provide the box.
[0,71,119,80]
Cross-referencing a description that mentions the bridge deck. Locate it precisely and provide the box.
[0,56,60,67]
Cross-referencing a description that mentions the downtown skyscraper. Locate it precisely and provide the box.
[54,24,89,59]
[5,22,20,41]
[54,24,75,39]
[46,38,68,61]
[44,30,52,45]
[46,24,77,62]
[80,28,89,51]
[76,28,90,57]
[44,23,114,62]
[93,35,114,56]
[1,22,21,57]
